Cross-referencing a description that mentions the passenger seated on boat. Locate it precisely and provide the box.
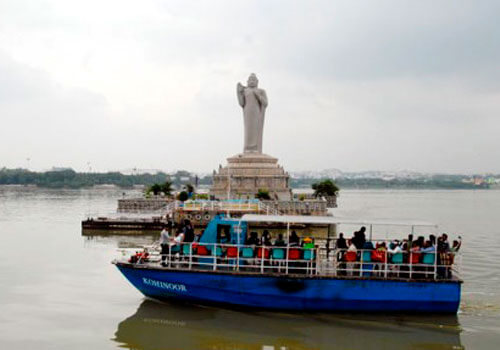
[420,240,435,253]
[302,237,315,249]
[361,241,374,276]
[171,230,185,256]
[289,231,300,247]
[335,233,348,275]
[410,242,421,263]
[260,230,272,246]
[130,249,149,264]
[273,233,286,247]
[387,241,402,254]
[128,251,140,264]
[370,242,386,275]
[344,241,358,276]
[246,231,259,246]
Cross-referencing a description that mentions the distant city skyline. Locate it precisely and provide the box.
[1,1,500,173]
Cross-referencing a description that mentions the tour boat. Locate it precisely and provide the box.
[113,214,462,313]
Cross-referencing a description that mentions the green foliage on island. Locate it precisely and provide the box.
[177,191,189,202]
[184,183,195,194]
[312,179,339,197]
[146,181,173,196]
[255,188,271,200]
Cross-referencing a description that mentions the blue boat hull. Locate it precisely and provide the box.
[116,264,461,313]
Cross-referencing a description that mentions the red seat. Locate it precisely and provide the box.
[227,247,238,258]
[257,247,270,259]
[344,251,357,262]
[197,245,209,256]
[288,248,301,260]
[410,252,421,264]
[371,250,386,263]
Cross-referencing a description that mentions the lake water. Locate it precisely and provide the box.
[0,187,499,349]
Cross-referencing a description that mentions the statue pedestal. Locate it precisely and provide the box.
[210,153,292,201]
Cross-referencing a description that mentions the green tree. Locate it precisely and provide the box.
[185,183,195,194]
[255,188,271,200]
[312,179,339,197]
[147,183,162,195]
[160,181,173,196]
[178,191,189,202]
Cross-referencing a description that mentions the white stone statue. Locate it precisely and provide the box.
[237,73,268,153]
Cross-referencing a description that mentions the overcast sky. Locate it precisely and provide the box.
[1,0,499,173]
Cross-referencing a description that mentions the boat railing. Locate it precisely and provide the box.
[123,241,461,281]
[320,247,461,281]
[174,200,280,215]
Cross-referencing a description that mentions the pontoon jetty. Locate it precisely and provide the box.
[113,214,462,313]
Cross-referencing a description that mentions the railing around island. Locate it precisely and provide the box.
[123,241,461,282]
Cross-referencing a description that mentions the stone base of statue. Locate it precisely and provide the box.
[210,152,292,201]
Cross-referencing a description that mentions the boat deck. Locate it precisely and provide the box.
[116,242,462,283]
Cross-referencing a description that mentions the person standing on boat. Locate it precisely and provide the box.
[336,233,347,250]
[160,224,171,265]
[352,227,366,249]
[183,219,195,243]
[289,231,300,247]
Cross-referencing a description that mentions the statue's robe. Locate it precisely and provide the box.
[237,87,268,153]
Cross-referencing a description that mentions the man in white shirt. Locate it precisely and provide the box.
[160,225,171,266]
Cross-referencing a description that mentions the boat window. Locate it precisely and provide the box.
[217,224,232,244]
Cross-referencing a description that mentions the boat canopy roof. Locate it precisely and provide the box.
[240,214,437,228]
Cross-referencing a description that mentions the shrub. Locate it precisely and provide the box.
[255,188,271,200]
[178,191,189,202]
[312,179,339,198]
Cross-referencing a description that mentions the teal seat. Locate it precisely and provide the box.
[272,248,285,260]
[182,244,191,255]
[422,253,435,265]
[241,247,254,258]
[362,251,372,262]
[214,247,223,257]
[171,245,180,254]
[391,253,403,264]
[303,249,315,260]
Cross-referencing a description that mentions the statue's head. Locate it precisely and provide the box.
[247,73,258,88]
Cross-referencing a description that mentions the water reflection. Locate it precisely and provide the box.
[83,234,157,249]
[114,300,463,350]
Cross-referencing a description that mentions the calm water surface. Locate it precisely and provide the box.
[1,187,499,349]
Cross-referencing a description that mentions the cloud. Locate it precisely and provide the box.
[0,1,499,173]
